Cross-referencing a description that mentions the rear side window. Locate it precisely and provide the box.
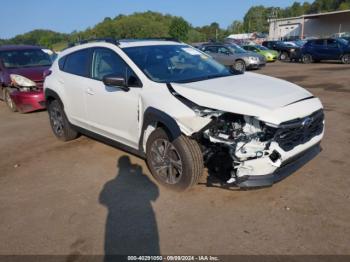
[312,40,325,46]
[327,39,338,48]
[63,49,90,77]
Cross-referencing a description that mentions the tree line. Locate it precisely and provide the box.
[1,0,349,50]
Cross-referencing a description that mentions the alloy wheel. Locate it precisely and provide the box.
[342,54,350,64]
[49,103,64,136]
[234,61,245,72]
[149,139,183,185]
[302,54,313,64]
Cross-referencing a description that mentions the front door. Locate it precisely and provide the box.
[84,47,142,148]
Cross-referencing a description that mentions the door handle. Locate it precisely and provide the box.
[86,88,95,95]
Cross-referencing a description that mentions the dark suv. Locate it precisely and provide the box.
[301,38,350,64]
[262,41,301,62]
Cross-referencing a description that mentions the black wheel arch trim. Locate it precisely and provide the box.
[139,107,182,152]
[45,88,64,108]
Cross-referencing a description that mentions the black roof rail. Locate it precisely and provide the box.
[119,37,181,43]
[64,37,181,51]
[67,38,120,48]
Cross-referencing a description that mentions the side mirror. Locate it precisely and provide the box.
[102,75,129,92]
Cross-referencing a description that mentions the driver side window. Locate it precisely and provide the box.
[92,48,141,87]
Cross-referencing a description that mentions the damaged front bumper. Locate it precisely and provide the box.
[236,142,321,188]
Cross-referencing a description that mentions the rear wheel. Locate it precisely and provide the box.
[341,54,350,64]
[3,88,17,112]
[233,60,246,73]
[48,100,79,141]
[146,128,204,191]
[302,54,313,64]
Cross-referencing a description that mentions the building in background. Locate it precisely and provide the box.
[268,9,350,40]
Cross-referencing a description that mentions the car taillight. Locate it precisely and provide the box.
[43,69,52,78]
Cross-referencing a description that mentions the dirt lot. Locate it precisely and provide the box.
[0,62,349,256]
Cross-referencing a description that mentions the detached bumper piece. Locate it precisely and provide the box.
[237,143,321,188]
[10,90,46,113]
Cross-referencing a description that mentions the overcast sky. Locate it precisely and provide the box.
[0,0,310,39]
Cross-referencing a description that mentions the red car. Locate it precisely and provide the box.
[0,45,52,113]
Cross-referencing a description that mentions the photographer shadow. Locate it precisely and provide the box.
[99,156,160,259]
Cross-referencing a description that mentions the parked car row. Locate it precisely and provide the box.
[255,38,350,64]
[196,43,266,72]
[0,45,55,113]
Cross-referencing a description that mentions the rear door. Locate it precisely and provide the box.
[326,39,342,60]
[311,40,328,59]
[59,48,92,128]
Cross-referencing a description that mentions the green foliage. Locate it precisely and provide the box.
[0,30,68,49]
[1,0,349,49]
[169,17,190,41]
[228,20,244,34]
[242,0,350,33]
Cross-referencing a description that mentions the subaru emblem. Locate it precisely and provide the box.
[302,117,313,127]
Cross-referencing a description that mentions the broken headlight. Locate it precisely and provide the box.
[10,74,36,91]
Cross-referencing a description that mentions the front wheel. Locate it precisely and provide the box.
[48,100,79,141]
[3,88,17,112]
[302,54,313,64]
[341,54,350,64]
[146,128,204,191]
[279,52,290,62]
[233,60,246,73]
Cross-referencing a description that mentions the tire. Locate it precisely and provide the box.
[146,128,204,191]
[302,54,313,64]
[233,60,246,73]
[3,88,17,112]
[341,54,350,64]
[48,100,79,141]
[279,52,290,62]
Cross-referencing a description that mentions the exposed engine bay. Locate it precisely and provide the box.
[196,112,280,184]
[192,108,324,185]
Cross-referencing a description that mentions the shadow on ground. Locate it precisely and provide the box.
[99,156,159,260]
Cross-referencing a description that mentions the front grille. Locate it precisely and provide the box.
[274,109,324,152]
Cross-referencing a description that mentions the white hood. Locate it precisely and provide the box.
[171,72,314,120]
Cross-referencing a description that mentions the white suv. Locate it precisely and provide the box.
[44,39,324,191]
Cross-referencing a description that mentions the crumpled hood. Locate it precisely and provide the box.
[171,72,313,118]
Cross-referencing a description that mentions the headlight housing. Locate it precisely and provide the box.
[10,74,36,91]
[249,56,259,62]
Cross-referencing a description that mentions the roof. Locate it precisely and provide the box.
[269,9,350,22]
[0,45,43,51]
[66,38,182,49]
[59,39,185,57]
[119,40,183,48]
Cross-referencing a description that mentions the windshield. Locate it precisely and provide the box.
[227,44,247,54]
[0,49,52,69]
[256,45,269,51]
[123,45,233,83]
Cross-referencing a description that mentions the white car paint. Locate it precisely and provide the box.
[45,40,324,184]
